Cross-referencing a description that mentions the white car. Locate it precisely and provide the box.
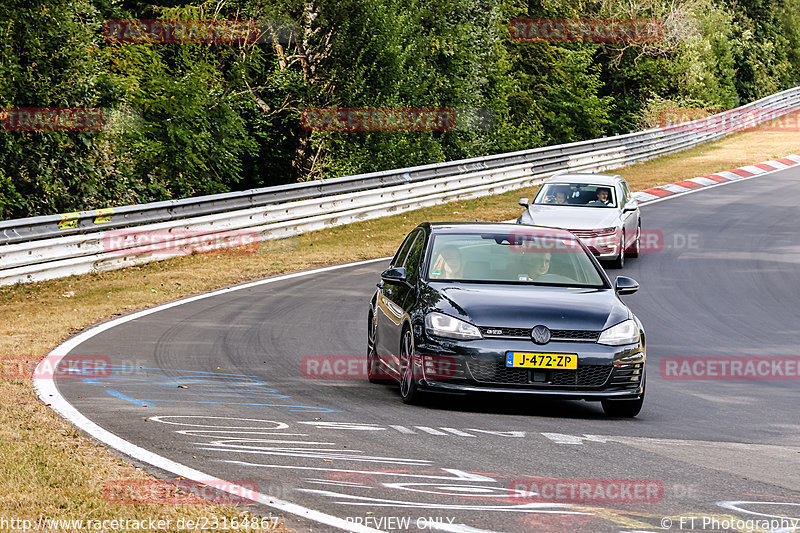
[516,173,641,268]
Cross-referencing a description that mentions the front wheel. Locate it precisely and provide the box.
[602,372,645,418]
[627,224,641,258]
[609,231,626,269]
[398,328,423,404]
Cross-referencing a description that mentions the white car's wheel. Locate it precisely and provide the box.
[610,231,625,269]
[628,224,641,258]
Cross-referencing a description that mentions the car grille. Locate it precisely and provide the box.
[552,329,600,342]
[479,327,530,339]
[467,361,530,384]
[479,327,599,342]
[550,365,611,386]
[466,360,612,387]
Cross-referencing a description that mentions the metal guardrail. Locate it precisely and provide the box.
[1,86,799,285]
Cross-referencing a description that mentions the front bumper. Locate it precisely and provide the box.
[414,335,645,400]
[585,240,619,259]
[594,251,620,260]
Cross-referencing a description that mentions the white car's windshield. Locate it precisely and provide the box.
[427,232,606,288]
[534,183,617,208]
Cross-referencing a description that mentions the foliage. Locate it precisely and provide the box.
[0,0,798,219]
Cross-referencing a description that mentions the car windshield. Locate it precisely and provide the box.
[533,183,617,208]
[427,231,606,287]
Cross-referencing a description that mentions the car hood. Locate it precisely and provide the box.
[427,283,630,331]
[521,204,620,230]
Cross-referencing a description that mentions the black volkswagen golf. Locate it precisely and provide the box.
[367,222,646,417]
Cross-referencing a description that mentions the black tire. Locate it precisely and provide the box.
[628,224,640,258]
[609,231,626,269]
[602,372,645,418]
[367,313,390,384]
[398,327,423,404]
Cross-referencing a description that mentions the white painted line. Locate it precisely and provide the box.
[440,428,476,437]
[416,426,449,436]
[223,461,499,483]
[717,500,800,528]
[427,522,501,533]
[294,487,578,512]
[35,257,392,533]
[195,445,430,465]
[785,154,800,163]
[540,433,608,445]
[306,479,373,489]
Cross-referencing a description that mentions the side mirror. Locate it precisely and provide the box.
[614,276,639,295]
[381,267,408,285]
[518,198,530,207]
[623,200,638,212]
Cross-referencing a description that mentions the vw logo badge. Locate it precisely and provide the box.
[531,325,551,345]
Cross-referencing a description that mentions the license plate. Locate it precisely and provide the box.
[505,352,577,370]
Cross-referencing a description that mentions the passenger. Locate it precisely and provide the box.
[543,188,569,205]
[430,246,463,279]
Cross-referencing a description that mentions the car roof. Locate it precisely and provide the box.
[423,222,577,238]
[544,172,622,186]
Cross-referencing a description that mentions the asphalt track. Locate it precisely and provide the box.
[54,166,800,533]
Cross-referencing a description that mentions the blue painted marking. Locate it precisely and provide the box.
[83,377,271,387]
[81,377,153,385]
[123,399,337,413]
[107,389,290,400]
[106,389,151,407]
[91,367,340,413]
[182,387,283,394]
[104,365,265,378]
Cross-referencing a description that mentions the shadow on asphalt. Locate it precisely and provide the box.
[363,382,614,419]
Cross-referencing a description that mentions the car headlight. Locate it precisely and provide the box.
[425,312,482,340]
[596,227,618,236]
[597,319,639,346]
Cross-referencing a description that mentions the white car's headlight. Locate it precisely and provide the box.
[425,312,482,340]
[596,227,618,235]
[597,319,639,346]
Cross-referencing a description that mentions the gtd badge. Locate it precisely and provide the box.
[531,325,551,345]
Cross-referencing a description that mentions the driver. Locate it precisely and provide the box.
[587,187,612,206]
[525,251,551,281]
[430,246,463,279]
